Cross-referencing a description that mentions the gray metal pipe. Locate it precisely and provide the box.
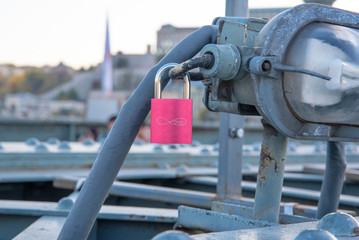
[225,0,248,17]
[216,0,247,203]
[316,141,347,219]
[253,120,288,223]
[58,25,218,240]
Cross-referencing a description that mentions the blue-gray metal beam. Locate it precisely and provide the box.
[185,176,359,210]
[54,176,216,209]
[13,216,66,240]
[1,141,358,171]
[58,191,80,210]
[211,201,316,224]
[217,113,244,200]
[178,206,277,232]
[58,25,218,240]
[191,219,320,240]
[5,199,178,240]
[317,142,347,218]
[109,181,215,208]
[253,120,288,223]
[225,0,248,17]
[216,0,248,201]
[0,200,178,223]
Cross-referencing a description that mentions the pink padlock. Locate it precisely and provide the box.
[150,63,192,144]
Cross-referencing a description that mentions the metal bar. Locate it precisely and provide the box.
[253,120,288,223]
[0,200,178,223]
[216,0,248,201]
[184,176,358,216]
[225,0,248,17]
[110,181,215,208]
[191,219,319,240]
[211,201,316,224]
[317,142,347,218]
[178,206,277,232]
[54,176,216,209]
[303,163,359,181]
[58,25,219,240]
[274,64,331,81]
[217,113,244,200]
[58,191,80,210]
[13,216,66,240]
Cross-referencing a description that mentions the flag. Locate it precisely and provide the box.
[102,17,113,96]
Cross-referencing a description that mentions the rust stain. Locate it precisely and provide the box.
[274,161,280,173]
[169,62,189,79]
[260,176,266,183]
[156,216,166,221]
[215,204,223,212]
[128,214,147,220]
[260,145,283,173]
[353,227,359,235]
[260,145,274,168]
[294,208,305,214]
[258,168,266,183]
[257,144,287,182]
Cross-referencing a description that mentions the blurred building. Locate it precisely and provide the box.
[155,8,287,56]
[112,50,156,91]
[85,90,131,122]
[156,24,198,56]
[0,64,26,76]
[3,93,85,119]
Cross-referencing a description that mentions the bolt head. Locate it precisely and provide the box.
[317,212,359,237]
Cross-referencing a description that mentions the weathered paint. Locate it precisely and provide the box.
[253,121,288,223]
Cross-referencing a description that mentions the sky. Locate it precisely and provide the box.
[0,0,358,69]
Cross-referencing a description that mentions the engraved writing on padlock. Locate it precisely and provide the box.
[150,63,192,144]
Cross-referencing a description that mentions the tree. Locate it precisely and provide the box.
[22,69,71,95]
[56,88,79,100]
[24,70,49,94]
[67,89,79,100]
[0,72,8,96]
[8,74,25,93]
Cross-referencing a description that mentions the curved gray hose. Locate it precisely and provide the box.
[58,25,218,240]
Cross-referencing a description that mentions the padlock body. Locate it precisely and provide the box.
[151,98,192,144]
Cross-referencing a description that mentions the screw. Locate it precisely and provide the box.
[229,128,244,138]
[261,60,271,72]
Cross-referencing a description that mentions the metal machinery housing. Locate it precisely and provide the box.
[200,3,359,141]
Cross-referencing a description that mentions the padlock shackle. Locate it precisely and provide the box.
[155,63,191,99]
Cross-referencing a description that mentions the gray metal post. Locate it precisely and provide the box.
[217,113,244,200]
[253,120,288,223]
[216,0,247,201]
[317,142,347,219]
[226,0,248,17]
